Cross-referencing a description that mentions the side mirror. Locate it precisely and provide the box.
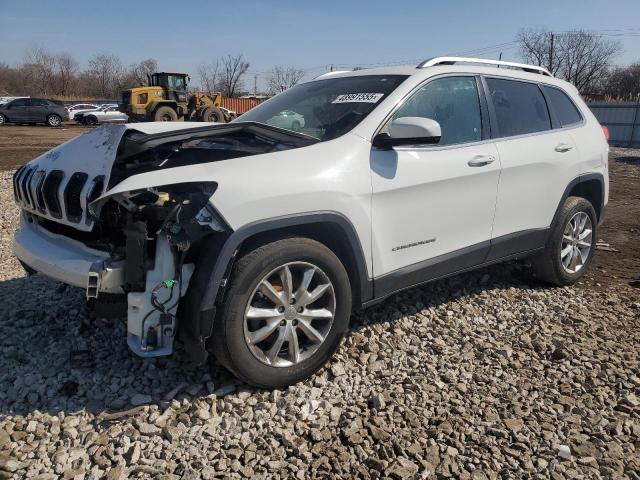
[373,117,441,148]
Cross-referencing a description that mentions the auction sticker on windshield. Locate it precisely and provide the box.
[332,93,384,103]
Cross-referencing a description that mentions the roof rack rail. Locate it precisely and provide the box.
[313,70,351,80]
[417,56,552,77]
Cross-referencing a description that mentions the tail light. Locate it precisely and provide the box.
[601,125,610,141]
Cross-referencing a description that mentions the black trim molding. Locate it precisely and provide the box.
[368,228,549,306]
[199,211,373,311]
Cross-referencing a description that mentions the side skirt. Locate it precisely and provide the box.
[365,228,549,307]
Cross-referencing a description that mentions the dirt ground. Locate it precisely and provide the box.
[0,123,638,293]
[0,123,91,171]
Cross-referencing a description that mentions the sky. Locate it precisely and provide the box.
[1,0,640,91]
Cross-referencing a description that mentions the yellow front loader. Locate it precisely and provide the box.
[119,72,228,122]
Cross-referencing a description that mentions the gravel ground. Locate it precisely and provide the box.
[0,163,639,479]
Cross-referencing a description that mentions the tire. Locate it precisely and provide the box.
[46,114,62,127]
[208,237,352,388]
[84,115,97,126]
[531,196,597,286]
[154,106,178,122]
[200,106,225,123]
[0,113,6,125]
[291,120,301,131]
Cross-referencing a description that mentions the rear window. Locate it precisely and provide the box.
[542,86,583,127]
[486,78,551,138]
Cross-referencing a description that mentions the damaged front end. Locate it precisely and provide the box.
[13,122,316,359]
[90,181,224,357]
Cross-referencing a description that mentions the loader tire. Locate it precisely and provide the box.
[200,107,225,123]
[154,106,178,122]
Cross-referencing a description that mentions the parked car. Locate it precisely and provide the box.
[75,105,128,125]
[220,107,237,122]
[12,56,608,387]
[266,109,305,130]
[68,103,99,120]
[0,98,66,126]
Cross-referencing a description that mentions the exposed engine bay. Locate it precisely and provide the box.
[15,122,317,359]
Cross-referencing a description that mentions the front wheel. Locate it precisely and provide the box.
[531,196,597,286]
[46,114,62,127]
[84,115,97,126]
[0,113,6,125]
[154,106,178,122]
[208,237,352,388]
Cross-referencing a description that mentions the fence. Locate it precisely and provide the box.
[588,101,640,148]
[221,97,266,115]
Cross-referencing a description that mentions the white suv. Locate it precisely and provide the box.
[12,57,608,387]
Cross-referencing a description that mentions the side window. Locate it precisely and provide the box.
[31,99,48,107]
[486,78,551,138]
[11,99,29,107]
[392,76,482,146]
[542,86,583,127]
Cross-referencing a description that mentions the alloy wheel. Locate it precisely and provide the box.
[560,211,593,273]
[243,262,335,367]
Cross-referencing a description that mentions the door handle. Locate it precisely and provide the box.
[467,155,495,167]
[555,143,573,153]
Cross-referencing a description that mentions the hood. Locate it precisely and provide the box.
[13,122,318,232]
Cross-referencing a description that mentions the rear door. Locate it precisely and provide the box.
[28,98,50,122]
[485,77,580,254]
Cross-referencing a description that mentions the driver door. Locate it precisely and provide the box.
[370,76,501,293]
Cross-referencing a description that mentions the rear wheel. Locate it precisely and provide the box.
[531,196,597,286]
[208,237,352,388]
[291,120,301,131]
[154,106,178,122]
[46,114,62,127]
[0,114,6,125]
[200,106,225,123]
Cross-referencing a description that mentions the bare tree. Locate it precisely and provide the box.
[267,66,305,94]
[120,58,158,89]
[25,46,56,96]
[197,61,221,94]
[516,28,621,93]
[602,62,640,99]
[132,58,158,85]
[220,54,250,97]
[87,53,123,98]
[55,53,78,96]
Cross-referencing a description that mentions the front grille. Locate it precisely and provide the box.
[12,166,105,227]
[64,172,88,222]
[42,170,64,218]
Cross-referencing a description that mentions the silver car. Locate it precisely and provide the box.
[67,103,99,120]
[77,105,128,125]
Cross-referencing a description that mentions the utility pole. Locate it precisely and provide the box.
[330,64,333,72]
[254,74,258,97]
[548,32,554,73]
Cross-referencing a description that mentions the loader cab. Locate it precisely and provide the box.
[151,72,189,103]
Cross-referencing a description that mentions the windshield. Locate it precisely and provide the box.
[238,75,408,141]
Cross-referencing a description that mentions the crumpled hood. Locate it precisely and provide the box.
[25,122,210,184]
[14,121,318,232]
[13,123,218,232]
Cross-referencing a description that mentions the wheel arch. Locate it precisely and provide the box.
[553,173,605,227]
[199,212,373,314]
